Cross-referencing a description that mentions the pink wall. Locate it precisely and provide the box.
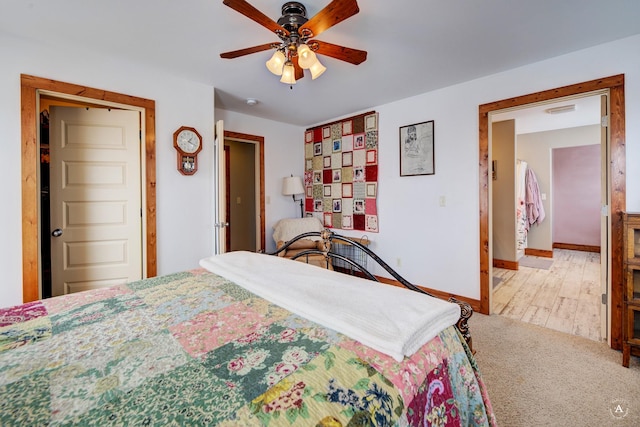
[552,145,601,246]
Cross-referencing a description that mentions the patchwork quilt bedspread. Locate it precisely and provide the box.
[0,269,495,426]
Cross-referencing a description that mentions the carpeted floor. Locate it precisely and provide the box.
[470,313,640,426]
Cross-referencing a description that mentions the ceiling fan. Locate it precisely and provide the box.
[219,0,367,85]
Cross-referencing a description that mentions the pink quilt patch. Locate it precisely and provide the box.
[339,334,449,405]
[0,301,47,327]
[43,285,132,314]
[407,359,460,426]
[170,301,281,358]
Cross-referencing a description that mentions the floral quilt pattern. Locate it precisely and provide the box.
[0,269,495,426]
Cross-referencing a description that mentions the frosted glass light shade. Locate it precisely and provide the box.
[297,44,316,69]
[265,50,285,75]
[280,62,296,84]
[309,59,326,79]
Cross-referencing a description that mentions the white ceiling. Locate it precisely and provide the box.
[3,0,640,126]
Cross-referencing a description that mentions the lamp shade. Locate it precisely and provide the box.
[282,176,305,195]
[280,61,296,84]
[265,50,285,75]
[296,44,316,69]
[309,59,327,80]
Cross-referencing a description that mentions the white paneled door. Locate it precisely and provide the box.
[50,106,142,296]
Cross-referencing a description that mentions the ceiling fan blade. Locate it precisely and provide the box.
[300,0,359,38]
[312,40,367,65]
[291,56,305,80]
[220,43,275,59]
[222,0,289,36]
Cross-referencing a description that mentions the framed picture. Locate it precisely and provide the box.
[399,120,435,176]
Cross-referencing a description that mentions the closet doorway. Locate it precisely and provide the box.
[20,75,157,304]
[489,93,606,342]
[478,75,626,350]
[223,131,266,253]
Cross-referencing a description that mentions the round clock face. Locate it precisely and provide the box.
[177,129,201,154]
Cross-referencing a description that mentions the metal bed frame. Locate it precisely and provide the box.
[270,229,474,352]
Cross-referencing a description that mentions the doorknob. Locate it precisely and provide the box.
[52,228,63,237]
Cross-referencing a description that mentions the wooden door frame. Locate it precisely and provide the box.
[479,74,625,349]
[224,130,266,251]
[20,74,157,303]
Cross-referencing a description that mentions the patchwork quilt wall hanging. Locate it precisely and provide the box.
[304,111,379,232]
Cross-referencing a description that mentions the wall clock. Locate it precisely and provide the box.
[173,126,202,175]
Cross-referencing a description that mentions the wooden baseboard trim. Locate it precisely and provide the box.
[524,248,553,258]
[493,258,518,270]
[376,275,482,313]
[553,242,601,253]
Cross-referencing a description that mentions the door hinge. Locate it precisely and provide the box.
[601,205,609,217]
[601,115,609,127]
[602,293,607,305]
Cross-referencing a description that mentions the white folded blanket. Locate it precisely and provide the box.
[199,251,461,362]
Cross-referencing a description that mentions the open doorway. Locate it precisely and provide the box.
[478,75,626,350]
[489,93,605,342]
[224,139,257,251]
[223,130,266,253]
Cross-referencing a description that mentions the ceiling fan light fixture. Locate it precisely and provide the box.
[220,0,367,86]
[266,50,286,75]
[296,44,316,69]
[309,59,326,79]
[280,61,297,84]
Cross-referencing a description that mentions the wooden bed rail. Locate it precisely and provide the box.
[269,229,474,352]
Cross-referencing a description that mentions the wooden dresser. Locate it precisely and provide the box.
[622,212,640,367]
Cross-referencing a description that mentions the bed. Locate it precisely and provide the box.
[0,230,495,426]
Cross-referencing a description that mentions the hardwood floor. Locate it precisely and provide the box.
[492,249,604,342]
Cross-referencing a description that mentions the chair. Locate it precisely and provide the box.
[272,217,332,269]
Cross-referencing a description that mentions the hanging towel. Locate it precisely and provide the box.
[525,167,545,229]
[516,160,528,250]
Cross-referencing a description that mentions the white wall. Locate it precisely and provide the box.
[314,34,640,299]
[2,32,639,307]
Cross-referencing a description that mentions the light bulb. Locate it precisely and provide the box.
[265,50,285,75]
